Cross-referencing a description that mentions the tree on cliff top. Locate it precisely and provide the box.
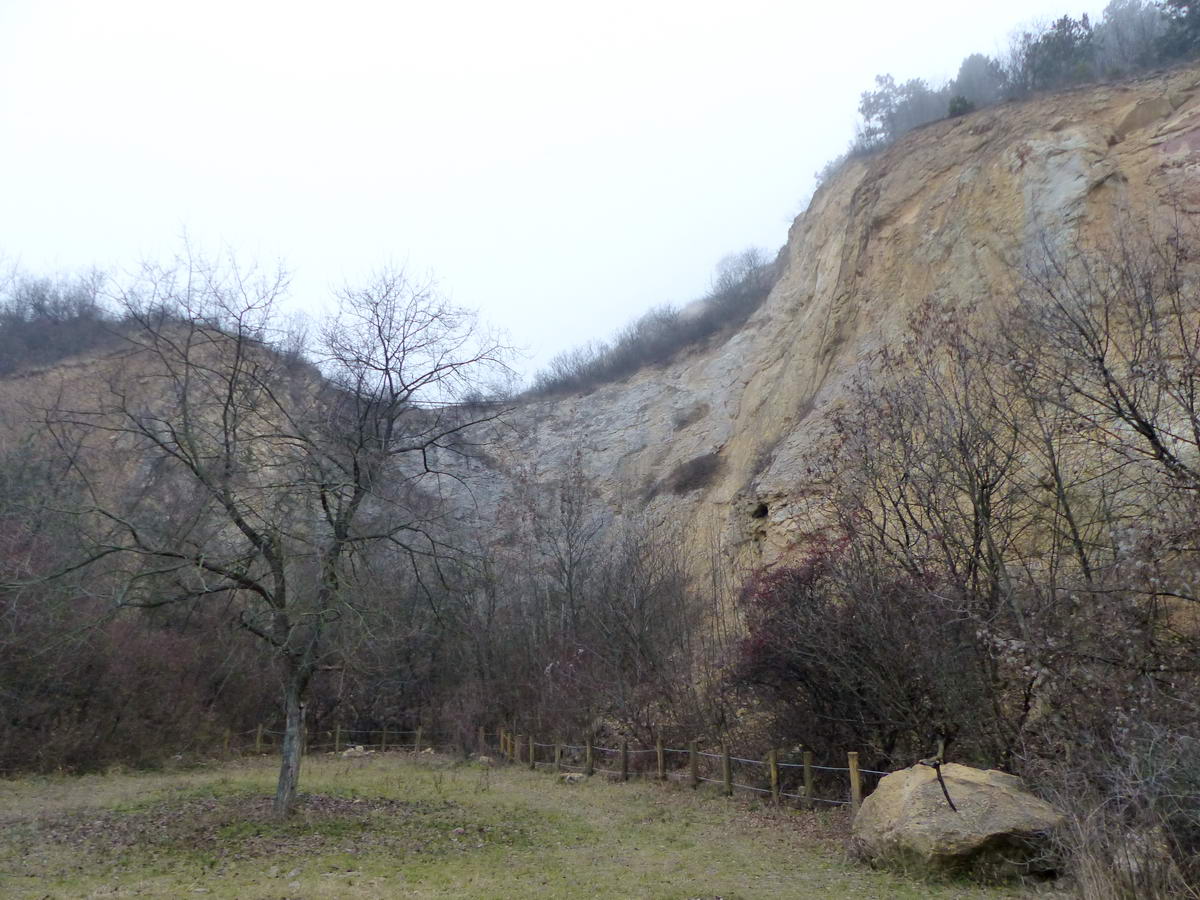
[1159,0,1200,58]
[44,252,511,816]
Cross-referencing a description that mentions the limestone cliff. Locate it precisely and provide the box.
[7,67,1200,580]
[492,65,1200,568]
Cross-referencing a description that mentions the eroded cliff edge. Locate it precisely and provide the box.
[484,64,1200,568]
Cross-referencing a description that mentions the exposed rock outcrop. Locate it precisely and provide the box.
[851,763,1064,879]
[7,68,1200,587]
[479,65,1200,573]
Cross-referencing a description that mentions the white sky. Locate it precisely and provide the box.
[0,0,1106,381]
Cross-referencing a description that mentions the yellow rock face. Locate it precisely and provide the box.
[502,64,1200,571]
[8,69,1200,590]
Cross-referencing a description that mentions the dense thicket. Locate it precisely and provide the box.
[0,261,728,789]
[0,408,721,773]
[731,224,1200,896]
[0,273,118,375]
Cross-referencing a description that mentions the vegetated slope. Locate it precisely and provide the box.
[494,63,1200,568]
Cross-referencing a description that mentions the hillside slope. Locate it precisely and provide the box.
[496,64,1200,567]
[6,67,1200,577]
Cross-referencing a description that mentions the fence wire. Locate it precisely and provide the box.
[244,725,886,811]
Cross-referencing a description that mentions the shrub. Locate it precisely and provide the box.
[528,249,776,397]
[1033,726,1200,899]
[842,1,1178,160]
[732,543,1003,771]
[947,95,975,117]
[665,452,723,495]
[0,274,118,375]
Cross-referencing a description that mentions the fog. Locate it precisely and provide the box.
[0,0,1106,379]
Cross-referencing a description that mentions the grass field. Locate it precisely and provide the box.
[0,752,1033,899]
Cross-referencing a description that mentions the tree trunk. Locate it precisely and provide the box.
[273,665,310,818]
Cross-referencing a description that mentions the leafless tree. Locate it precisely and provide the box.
[752,220,1200,890]
[43,250,510,815]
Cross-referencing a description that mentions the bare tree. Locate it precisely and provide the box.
[45,252,510,815]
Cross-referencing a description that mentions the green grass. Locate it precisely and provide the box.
[0,753,1030,898]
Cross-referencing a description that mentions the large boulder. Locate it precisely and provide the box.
[851,763,1064,879]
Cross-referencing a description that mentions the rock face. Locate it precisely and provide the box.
[473,64,1200,574]
[851,764,1064,879]
[6,69,1200,588]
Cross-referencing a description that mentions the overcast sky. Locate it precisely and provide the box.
[1,0,1107,381]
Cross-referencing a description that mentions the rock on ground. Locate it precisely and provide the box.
[851,763,1064,879]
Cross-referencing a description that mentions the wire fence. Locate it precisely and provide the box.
[221,720,892,813]
[488,728,892,813]
[220,723,467,757]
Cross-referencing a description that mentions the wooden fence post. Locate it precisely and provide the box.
[722,744,733,796]
[620,741,629,781]
[515,734,522,764]
[381,726,388,753]
[224,728,231,758]
[479,726,486,753]
[528,734,535,771]
[334,724,342,754]
[848,751,862,814]
[554,741,562,773]
[803,749,815,811]
[689,740,699,788]
[585,736,594,776]
[255,723,264,755]
[768,749,780,804]
[415,726,423,752]
[656,736,665,781]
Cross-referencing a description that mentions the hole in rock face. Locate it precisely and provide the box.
[751,502,769,519]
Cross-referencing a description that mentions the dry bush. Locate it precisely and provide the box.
[665,452,724,496]
[731,221,1200,892]
[1030,727,1200,899]
[733,541,1006,770]
[0,273,117,375]
[529,250,775,397]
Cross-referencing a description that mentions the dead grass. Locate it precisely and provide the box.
[0,753,1033,898]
